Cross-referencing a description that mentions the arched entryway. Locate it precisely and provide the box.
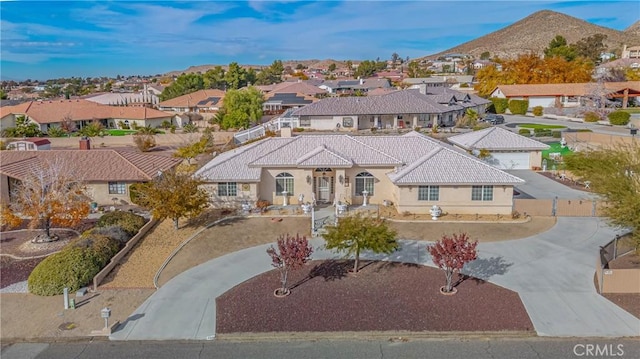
[313,168,334,203]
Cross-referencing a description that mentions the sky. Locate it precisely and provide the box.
[0,0,637,81]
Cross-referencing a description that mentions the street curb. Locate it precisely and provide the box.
[214,330,537,342]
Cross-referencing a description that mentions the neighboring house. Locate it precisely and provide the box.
[257,80,327,97]
[0,145,182,205]
[195,131,524,215]
[319,78,391,95]
[0,99,177,133]
[403,75,475,89]
[6,138,51,151]
[622,45,640,59]
[262,92,319,115]
[84,92,159,107]
[157,89,226,114]
[596,58,640,78]
[290,86,491,131]
[490,82,640,109]
[448,127,550,170]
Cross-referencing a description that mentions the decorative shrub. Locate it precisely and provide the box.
[292,127,304,132]
[608,111,631,126]
[518,128,532,136]
[90,225,132,244]
[532,106,543,116]
[129,182,151,207]
[96,211,146,236]
[583,111,600,122]
[256,200,270,213]
[489,98,509,114]
[508,99,529,115]
[552,130,562,138]
[533,129,553,137]
[28,247,99,296]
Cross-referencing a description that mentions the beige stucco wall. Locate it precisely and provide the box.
[87,182,135,205]
[395,185,515,215]
[201,182,258,208]
[0,114,18,132]
[529,150,543,168]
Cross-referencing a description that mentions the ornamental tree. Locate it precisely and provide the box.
[428,232,478,293]
[266,233,313,296]
[136,169,210,229]
[9,158,90,239]
[324,213,398,273]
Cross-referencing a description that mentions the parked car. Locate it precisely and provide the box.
[482,114,505,125]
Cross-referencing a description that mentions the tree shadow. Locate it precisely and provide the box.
[289,260,351,290]
[460,256,513,284]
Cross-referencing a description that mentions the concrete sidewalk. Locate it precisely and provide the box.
[111,217,639,340]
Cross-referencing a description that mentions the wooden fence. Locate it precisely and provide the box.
[92,218,159,290]
[513,198,606,217]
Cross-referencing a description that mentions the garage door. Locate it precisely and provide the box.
[490,152,530,170]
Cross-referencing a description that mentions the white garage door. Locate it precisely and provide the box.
[490,152,530,170]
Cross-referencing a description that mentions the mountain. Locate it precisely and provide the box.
[421,10,639,60]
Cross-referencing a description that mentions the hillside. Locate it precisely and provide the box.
[422,10,639,60]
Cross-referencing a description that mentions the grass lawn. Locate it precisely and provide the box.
[105,129,137,136]
[542,142,574,169]
[518,123,567,130]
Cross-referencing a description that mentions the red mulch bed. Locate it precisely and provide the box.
[216,260,534,333]
[0,257,43,288]
[602,293,640,320]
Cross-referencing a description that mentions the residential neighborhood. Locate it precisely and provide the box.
[1,2,639,358]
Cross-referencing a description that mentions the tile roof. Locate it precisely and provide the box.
[448,127,550,151]
[493,81,640,97]
[265,81,327,96]
[158,89,226,108]
[263,92,318,106]
[0,100,172,124]
[388,147,525,185]
[197,131,524,185]
[0,149,182,182]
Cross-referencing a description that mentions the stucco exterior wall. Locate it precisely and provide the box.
[87,182,135,205]
[394,185,515,215]
[529,150,543,168]
[201,182,258,208]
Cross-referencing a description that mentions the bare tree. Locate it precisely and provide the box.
[9,157,90,241]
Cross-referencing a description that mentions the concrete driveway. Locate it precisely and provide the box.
[110,217,638,340]
[507,170,597,200]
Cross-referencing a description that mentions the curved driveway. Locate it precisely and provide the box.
[111,217,639,340]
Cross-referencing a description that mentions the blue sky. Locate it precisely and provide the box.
[0,0,637,81]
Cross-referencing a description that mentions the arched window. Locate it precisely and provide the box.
[355,172,374,196]
[275,172,294,195]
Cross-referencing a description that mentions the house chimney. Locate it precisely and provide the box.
[79,137,91,150]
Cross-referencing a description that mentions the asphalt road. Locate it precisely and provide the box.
[3,338,639,359]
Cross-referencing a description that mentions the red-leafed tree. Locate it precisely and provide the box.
[266,233,313,297]
[427,232,478,293]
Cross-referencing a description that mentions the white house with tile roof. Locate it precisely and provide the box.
[448,127,550,170]
[196,131,524,215]
[290,87,490,131]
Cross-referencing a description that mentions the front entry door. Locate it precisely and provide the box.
[317,176,331,203]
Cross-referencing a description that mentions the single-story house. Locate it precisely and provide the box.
[157,89,226,114]
[256,80,327,97]
[195,131,525,215]
[448,127,550,170]
[290,86,491,131]
[0,99,177,133]
[0,144,182,206]
[490,81,640,109]
[262,92,319,115]
[319,78,391,95]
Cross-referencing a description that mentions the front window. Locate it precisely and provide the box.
[108,182,126,195]
[471,185,493,201]
[418,185,439,201]
[275,172,294,195]
[355,172,374,196]
[342,117,354,128]
[217,182,237,197]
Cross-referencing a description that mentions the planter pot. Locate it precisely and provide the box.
[273,288,290,298]
[439,286,458,296]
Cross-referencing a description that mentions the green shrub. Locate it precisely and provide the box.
[96,211,146,236]
[552,130,562,138]
[292,127,304,132]
[608,111,631,126]
[533,129,553,137]
[28,247,99,296]
[129,182,151,207]
[518,128,532,136]
[46,126,67,137]
[508,99,529,115]
[532,106,544,116]
[583,111,600,122]
[489,98,509,114]
[90,225,132,244]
